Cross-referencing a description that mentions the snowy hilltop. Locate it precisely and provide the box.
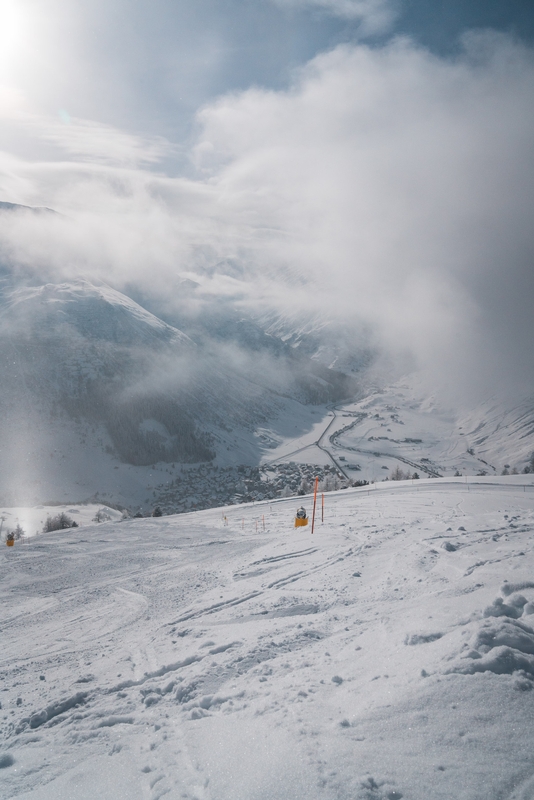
[1,475,534,799]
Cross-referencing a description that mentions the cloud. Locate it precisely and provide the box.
[271,0,396,31]
[192,32,534,398]
[1,32,534,402]
[0,103,172,167]
[34,117,172,168]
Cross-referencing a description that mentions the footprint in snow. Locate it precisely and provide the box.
[357,775,403,799]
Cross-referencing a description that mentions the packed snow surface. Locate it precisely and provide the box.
[2,477,534,800]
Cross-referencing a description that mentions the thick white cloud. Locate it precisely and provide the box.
[1,32,534,400]
[192,33,534,397]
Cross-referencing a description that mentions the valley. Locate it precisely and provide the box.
[0,275,532,514]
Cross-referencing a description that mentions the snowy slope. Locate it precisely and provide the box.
[256,307,372,375]
[0,504,122,538]
[2,477,534,799]
[0,281,191,347]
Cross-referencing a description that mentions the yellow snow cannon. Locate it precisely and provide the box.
[294,507,308,527]
[6,533,14,547]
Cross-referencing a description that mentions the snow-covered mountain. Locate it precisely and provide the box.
[0,281,209,494]
[257,306,374,374]
[0,201,532,511]
[1,276,533,511]
[0,278,355,507]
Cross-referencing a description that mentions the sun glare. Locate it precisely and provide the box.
[0,0,54,92]
[0,1,31,66]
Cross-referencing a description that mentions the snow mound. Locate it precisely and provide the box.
[448,593,534,682]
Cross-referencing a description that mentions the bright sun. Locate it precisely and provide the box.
[0,1,29,59]
[0,0,46,86]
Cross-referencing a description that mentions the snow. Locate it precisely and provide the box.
[2,476,534,799]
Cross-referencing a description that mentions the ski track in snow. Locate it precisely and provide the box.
[1,479,534,800]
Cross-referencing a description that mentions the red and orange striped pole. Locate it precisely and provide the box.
[311,476,319,534]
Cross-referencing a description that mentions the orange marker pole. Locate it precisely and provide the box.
[321,493,324,523]
[242,518,244,530]
[311,476,319,534]
[262,514,265,530]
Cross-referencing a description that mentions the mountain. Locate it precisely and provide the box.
[0,280,211,465]
[257,307,374,375]
[0,279,356,507]
[0,201,57,214]
[0,242,532,511]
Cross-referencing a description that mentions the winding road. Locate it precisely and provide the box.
[265,401,443,480]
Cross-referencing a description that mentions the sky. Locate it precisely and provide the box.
[0,0,533,401]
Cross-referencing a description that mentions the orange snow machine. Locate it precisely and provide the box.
[294,507,308,527]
